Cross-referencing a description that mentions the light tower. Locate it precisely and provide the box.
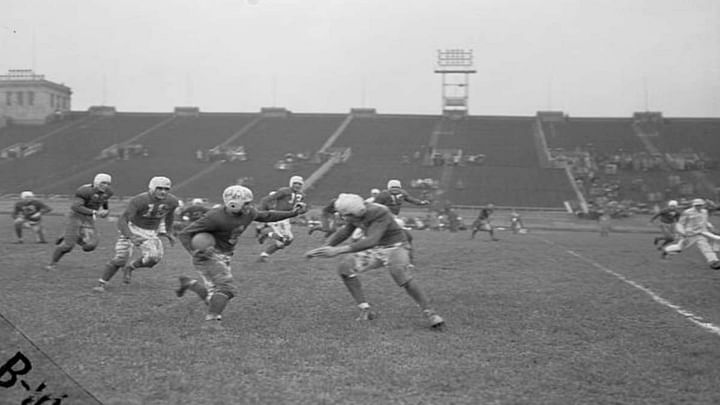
[434,49,476,117]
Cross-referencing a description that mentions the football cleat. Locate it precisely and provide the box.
[424,309,445,329]
[176,276,193,297]
[710,260,720,270]
[44,263,57,271]
[356,308,377,321]
[92,283,106,293]
[257,255,269,263]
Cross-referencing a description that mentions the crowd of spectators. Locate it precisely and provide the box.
[196,145,247,162]
[98,143,148,160]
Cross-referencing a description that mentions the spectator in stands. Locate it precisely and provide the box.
[256,175,308,262]
[46,173,113,271]
[661,198,720,269]
[304,193,445,329]
[12,191,52,244]
[93,176,179,292]
[471,204,499,241]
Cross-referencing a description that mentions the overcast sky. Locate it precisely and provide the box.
[3,0,719,117]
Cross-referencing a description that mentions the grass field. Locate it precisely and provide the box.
[1,213,720,404]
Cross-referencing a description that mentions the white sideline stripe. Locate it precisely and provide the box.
[541,238,720,338]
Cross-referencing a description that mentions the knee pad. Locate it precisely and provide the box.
[337,260,356,279]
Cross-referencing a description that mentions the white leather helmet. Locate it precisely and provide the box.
[289,175,304,187]
[93,173,112,188]
[334,193,365,216]
[148,176,172,191]
[223,185,254,213]
[387,179,401,189]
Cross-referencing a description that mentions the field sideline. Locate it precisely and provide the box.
[1,215,719,404]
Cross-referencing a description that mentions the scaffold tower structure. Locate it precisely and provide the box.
[434,49,476,117]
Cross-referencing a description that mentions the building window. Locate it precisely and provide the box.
[17,91,24,105]
[5,92,11,106]
[50,94,54,108]
[28,91,34,106]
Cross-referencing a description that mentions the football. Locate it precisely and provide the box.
[190,232,215,250]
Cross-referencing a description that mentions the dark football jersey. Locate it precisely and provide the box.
[121,192,180,231]
[13,200,51,220]
[70,184,113,216]
[178,206,298,254]
[327,203,407,252]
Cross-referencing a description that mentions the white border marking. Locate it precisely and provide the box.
[542,238,720,337]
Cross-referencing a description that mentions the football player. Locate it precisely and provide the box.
[46,173,113,271]
[308,197,341,238]
[373,179,429,216]
[175,185,306,330]
[374,180,428,260]
[471,204,499,241]
[12,191,52,244]
[649,200,682,249]
[172,198,209,236]
[661,198,720,269]
[509,209,525,234]
[305,193,444,329]
[256,175,307,262]
[93,176,179,292]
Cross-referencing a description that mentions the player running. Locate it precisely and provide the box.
[256,175,307,262]
[649,199,682,249]
[175,185,306,330]
[373,179,429,218]
[12,191,52,244]
[661,198,720,269]
[172,198,209,236]
[93,176,179,292]
[305,193,445,329]
[46,173,113,271]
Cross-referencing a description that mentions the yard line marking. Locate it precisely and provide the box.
[539,238,720,338]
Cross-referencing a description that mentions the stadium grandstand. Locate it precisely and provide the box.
[1,70,719,216]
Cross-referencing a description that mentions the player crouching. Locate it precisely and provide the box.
[305,193,445,330]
